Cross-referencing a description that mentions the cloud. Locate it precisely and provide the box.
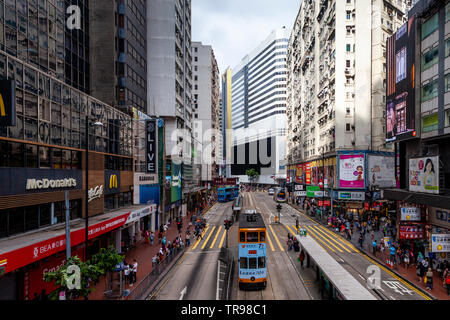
[192,0,301,74]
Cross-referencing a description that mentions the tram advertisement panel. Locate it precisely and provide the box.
[238,243,267,280]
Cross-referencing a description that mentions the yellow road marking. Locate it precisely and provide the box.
[191,225,209,250]
[269,225,284,251]
[310,225,352,253]
[210,226,222,249]
[314,224,358,252]
[218,228,227,248]
[285,225,296,236]
[305,225,343,253]
[303,225,336,253]
[201,226,216,250]
[266,230,276,252]
[291,206,432,300]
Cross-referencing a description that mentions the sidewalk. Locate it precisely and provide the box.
[289,203,450,300]
[88,202,216,300]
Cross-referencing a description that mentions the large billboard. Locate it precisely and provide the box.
[386,16,417,142]
[338,154,365,189]
[171,163,182,203]
[367,155,396,188]
[409,156,439,194]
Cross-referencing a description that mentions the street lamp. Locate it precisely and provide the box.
[85,116,104,261]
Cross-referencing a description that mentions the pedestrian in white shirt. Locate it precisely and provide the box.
[131,259,138,285]
[123,263,130,285]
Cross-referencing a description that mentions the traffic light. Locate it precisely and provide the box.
[276,204,282,212]
[224,219,229,230]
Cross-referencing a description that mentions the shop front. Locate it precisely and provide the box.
[397,203,428,260]
[120,204,157,252]
[428,206,450,264]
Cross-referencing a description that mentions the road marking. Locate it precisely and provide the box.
[179,286,187,300]
[210,226,222,249]
[269,225,284,251]
[310,225,352,253]
[290,205,432,300]
[201,226,216,250]
[304,225,343,253]
[218,228,227,248]
[314,224,356,252]
[285,225,296,236]
[302,225,336,253]
[191,225,209,250]
[266,230,276,252]
[390,296,396,300]
[358,274,365,280]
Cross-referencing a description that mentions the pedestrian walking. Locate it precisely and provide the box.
[127,264,133,286]
[426,268,433,290]
[123,263,130,285]
[444,269,450,296]
[150,232,154,246]
[132,259,138,285]
[298,250,305,269]
[186,232,191,246]
[389,245,396,267]
[359,233,363,249]
[404,250,410,269]
[372,240,377,256]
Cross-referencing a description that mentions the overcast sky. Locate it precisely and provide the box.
[192,0,301,75]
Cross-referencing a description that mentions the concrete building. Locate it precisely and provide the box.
[192,42,221,185]
[89,0,147,114]
[384,0,450,262]
[230,27,290,186]
[287,0,411,166]
[147,0,193,222]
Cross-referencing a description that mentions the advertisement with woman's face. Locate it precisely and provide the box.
[409,156,439,194]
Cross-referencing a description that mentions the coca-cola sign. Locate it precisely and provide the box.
[88,185,103,203]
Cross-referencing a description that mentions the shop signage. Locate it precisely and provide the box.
[294,184,304,191]
[337,192,365,201]
[428,207,450,229]
[339,154,365,189]
[294,191,307,197]
[318,200,331,207]
[400,207,421,221]
[0,212,130,275]
[105,170,120,194]
[306,186,323,197]
[88,185,103,203]
[0,79,15,126]
[431,234,450,253]
[26,178,77,190]
[124,204,156,225]
[213,178,237,186]
[409,156,439,194]
[367,155,395,188]
[399,225,425,240]
[146,119,157,173]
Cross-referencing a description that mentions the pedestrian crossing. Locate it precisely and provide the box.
[188,224,227,252]
[284,223,359,254]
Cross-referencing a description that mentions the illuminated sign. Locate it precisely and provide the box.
[26,178,77,190]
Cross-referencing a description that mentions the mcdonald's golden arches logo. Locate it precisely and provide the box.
[109,174,118,189]
[0,92,5,116]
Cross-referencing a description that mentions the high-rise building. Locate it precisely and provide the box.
[230,27,290,185]
[0,0,146,300]
[90,0,147,113]
[287,0,411,165]
[147,0,192,222]
[192,41,221,184]
[285,0,411,213]
[384,0,450,253]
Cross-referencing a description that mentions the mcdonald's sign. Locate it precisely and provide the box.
[0,79,15,126]
[109,174,118,189]
[105,170,120,194]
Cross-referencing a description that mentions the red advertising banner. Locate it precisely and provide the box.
[399,225,425,240]
[213,178,237,186]
[0,212,130,275]
[305,162,311,185]
[318,200,331,207]
[23,245,85,300]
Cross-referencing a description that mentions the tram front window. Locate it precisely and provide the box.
[259,231,265,242]
[246,232,258,242]
[240,257,248,269]
[258,256,266,268]
[249,257,257,269]
[240,232,245,242]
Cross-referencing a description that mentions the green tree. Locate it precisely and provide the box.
[43,256,103,300]
[246,168,259,187]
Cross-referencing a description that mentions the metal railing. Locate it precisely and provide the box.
[124,245,187,300]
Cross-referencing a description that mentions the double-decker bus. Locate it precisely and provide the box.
[238,210,267,290]
[274,188,287,203]
[218,186,240,202]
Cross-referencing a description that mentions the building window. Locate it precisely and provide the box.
[446,2,450,22]
[346,11,351,20]
[422,13,438,40]
[421,79,439,102]
[346,123,351,131]
[346,108,350,115]
[445,73,450,92]
[421,46,439,71]
[421,113,438,133]
[445,109,450,127]
[445,38,450,57]
[346,44,351,52]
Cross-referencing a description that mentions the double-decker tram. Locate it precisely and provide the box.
[238,210,267,290]
[274,187,287,203]
[218,186,240,202]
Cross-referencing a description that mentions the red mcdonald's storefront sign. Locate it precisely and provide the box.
[0,212,130,275]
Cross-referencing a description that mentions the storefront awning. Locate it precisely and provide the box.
[0,206,142,275]
[384,189,450,210]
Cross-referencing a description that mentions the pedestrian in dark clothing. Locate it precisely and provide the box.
[299,250,305,268]
[372,240,377,256]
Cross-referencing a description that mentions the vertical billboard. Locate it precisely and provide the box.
[171,163,182,203]
[338,154,365,189]
[146,119,157,173]
[367,155,396,188]
[409,156,439,194]
[386,16,417,142]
